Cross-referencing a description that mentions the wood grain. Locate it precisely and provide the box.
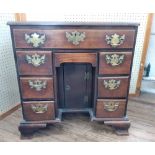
[23,101,55,121]
[20,77,54,99]
[16,51,53,75]
[54,53,97,67]
[96,99,126,118]
[99,51,132,75]
[13,28,136,49]
[98,76,129,98]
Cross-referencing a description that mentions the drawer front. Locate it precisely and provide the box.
[13,28,135,49]
[16,51,52,75]
[99,52,132,75]
[98,76,129,98]
[20,77,54,99]
[54,53,97,67]
[23,101,55,121]
[96,99,126,118]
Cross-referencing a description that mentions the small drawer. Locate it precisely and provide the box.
[98,76,129,98]
[23,101,55,121]
[96,99,126,118]
[13,28,135,49]
[20,77,54,99]
[54,52,97,67]
[16,51,53,75]
[99,52,132,75]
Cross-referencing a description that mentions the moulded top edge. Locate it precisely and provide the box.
[7,21,140,27]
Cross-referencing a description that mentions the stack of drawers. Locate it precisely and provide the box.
[8,22,138,135]
[16,50,55,121]
[96,51,133,118]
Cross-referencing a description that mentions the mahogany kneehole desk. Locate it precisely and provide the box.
[8,22,139,135]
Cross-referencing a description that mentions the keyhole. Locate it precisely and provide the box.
[65,85,71,91]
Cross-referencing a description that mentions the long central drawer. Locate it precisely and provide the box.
[13,28,136,49]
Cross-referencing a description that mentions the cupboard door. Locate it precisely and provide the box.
[58,63,93,109]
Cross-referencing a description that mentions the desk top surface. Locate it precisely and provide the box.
[7,21,139,27]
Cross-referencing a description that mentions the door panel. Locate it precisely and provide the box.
[58,63,93,109]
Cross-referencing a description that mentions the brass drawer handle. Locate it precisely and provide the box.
[103,79,120,90]
[105,54,125,66]
[26,53,46,67]
[66,31,86,45]
[104,101,119,112]
[25,32,46,47]
[31,104,48,113]
[28,80,47,91]
[105,33,125,47]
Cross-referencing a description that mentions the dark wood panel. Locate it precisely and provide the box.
[20,77,54,99]
[54,53,97,67]
[13,28,135,49]
[16,51,53,75]
[96,99,126,118]
[98,76,129,98]
[23,101,55,121]
[99,52,132,75]
[63,63,93,109]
